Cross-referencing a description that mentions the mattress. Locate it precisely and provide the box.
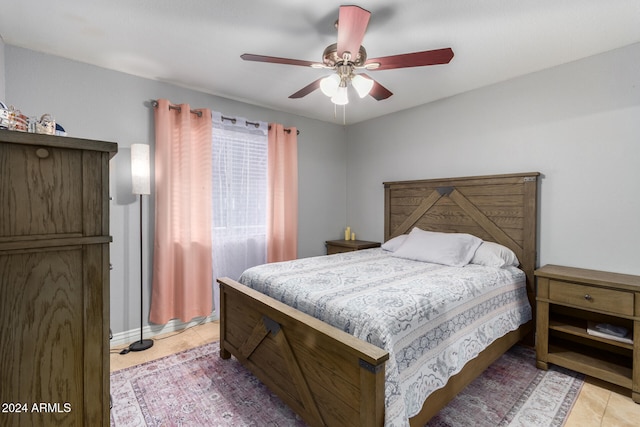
[239,248,531,427]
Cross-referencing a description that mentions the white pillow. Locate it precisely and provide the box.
[381,234,408,252]
[391,228,482,267]
[470,241,519,268]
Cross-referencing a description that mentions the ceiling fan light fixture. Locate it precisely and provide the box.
[351,74,374,98]
[320,74,340,97]
[241,5,454,112]
[331,85,349,105]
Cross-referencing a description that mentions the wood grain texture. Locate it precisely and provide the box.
[0,143,82,238]
[325,240,380,255]
[219,172,540,426]
[634,307,640,402]
[384,172,539,309]
[219,278,388,426]
[0,130,116,426]
[535,265,640,403]
[0,249,83,427]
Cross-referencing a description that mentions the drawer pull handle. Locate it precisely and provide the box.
[35,148,50,159]
[584,294,592,301]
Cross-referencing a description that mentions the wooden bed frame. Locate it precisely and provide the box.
[217,172,539,426]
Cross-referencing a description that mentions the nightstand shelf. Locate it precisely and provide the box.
[535,264,640,403]
[549,316,634,351]
[547,340,632,389]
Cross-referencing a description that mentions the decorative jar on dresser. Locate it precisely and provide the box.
[535,264,640,403]
[0,129,117,426]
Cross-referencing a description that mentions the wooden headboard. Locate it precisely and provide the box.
[384,172,539,304]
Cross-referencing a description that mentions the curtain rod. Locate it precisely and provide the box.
[152,100,299,135]
[151,100,203,117]
[220,116,299,135]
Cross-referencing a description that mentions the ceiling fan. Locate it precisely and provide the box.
[241,5,454,105]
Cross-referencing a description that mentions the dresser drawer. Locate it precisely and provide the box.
[0,143,84,238]
[548,279,634,316]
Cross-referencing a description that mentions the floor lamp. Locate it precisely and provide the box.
[129,143,154,352]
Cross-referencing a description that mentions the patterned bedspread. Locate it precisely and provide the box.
[239,248,531,427]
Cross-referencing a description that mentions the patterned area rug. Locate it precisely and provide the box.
[426,345,584,426]
[110,342,583,427]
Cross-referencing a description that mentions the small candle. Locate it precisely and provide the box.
[351,232,356,240]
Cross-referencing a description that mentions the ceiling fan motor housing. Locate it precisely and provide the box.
[322,43,368,68]
[240,5,453,102]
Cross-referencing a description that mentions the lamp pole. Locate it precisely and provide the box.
[129,144,153,352]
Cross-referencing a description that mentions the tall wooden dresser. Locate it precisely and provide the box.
[0,130,117,426]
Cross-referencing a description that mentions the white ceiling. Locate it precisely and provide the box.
[1,0,639,124]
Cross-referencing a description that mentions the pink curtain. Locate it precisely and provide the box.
[150,99,213,324]
[267,124,298,262]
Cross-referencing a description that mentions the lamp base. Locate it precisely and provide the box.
[129,339,154,352]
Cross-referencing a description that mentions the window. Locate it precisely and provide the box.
[212,122,267,234]
[211,113,268,285]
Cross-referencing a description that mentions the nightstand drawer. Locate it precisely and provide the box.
[325,239,380,255]
[326,244,354,255]
[549,280,634,316]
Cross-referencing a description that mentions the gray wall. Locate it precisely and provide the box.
[346,42,640,276]
[5,41,640,336]
[4,46,348,334]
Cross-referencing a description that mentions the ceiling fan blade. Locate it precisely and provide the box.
[366,48,454,71]
[288,78,323,99]
[241,53,319,67]
[336,5,371,60]
[361,74,393,100]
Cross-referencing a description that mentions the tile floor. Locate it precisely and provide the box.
[110,321,640,426]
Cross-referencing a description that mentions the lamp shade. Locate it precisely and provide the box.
[131,143,151,195]
[320,74,340,97]
[351,74,374,98]
[331,86,349,105]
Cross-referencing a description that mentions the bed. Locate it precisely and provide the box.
[217,172,539,426]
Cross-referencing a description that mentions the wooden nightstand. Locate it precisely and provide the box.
[535,264,640,403]
[325,239,380,255]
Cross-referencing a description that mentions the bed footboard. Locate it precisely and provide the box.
[218,277,389,427]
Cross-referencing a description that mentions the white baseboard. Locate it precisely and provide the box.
[110,313,219,348]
